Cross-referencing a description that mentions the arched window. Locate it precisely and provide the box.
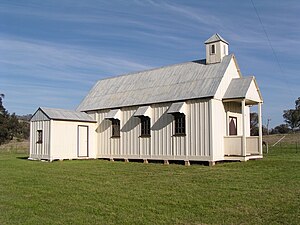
[210,44,216,54]
[229,116,237,135]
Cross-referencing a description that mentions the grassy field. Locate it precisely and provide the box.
[263,132,300,145]
[0,142,299,224]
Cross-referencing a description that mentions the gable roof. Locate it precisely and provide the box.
[31,107,96,122]
[223,77,263,103]
[205,33,229,45]
[77,54,234,112]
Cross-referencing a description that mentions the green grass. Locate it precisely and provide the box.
[0,147,299,225]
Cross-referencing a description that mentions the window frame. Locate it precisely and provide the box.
[210,44,216,55]
[140,116,151,137]
[37,130,43,144]
[229,116,238,136]
[173,113,186,136]
[111,119,120,138]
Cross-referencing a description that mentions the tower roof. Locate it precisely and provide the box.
[205,33,229,45]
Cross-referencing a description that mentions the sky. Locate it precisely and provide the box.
[0,0,299,128]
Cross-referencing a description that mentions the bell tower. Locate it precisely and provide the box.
[205,33,229,64]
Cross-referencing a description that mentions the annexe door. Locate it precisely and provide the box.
[78,125,89,157]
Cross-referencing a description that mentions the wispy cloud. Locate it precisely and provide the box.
[0,0,299,127]
[0,35,151,114]
[0,36,150,79]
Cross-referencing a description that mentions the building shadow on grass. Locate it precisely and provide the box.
[16,156,29,160]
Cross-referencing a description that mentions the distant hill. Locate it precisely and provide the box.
[16,114,32,121]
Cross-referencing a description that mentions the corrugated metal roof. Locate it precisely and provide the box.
[205,33,229,45]
[77,54,234,112]
[223,77,253,99]
[167,102,185,114]
[37,107,96,122]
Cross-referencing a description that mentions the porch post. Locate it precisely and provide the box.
[258,102,263,155]
[242,99,246,157]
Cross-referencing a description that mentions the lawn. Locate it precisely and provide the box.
[0,145,299,225]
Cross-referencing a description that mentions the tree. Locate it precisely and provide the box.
[0,94,30,144]
[250,112,259,136]
[283,97,300,131]
[0,94,10,144]
[0,94,5,115]
[283,109,300,131]
[270,124,291,134]
[295,97,300,110]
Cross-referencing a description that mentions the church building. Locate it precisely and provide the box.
[30,34,263,165]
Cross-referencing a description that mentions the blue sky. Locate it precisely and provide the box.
[0,0,299,128]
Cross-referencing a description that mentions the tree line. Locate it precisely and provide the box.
[251,97,300,135]
[1,93,299,144]
[0,94,31,145]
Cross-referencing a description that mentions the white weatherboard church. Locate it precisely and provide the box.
[30,34,263,165]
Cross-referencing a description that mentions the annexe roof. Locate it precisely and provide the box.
[31,107,96,122]
[77,54,234,112]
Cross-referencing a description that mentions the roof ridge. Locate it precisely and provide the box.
[90,77,224,97]
[77,54,234,111]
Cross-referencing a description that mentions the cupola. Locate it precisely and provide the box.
[205,33,229,64]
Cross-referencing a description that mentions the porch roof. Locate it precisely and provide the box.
[223,76,263,104]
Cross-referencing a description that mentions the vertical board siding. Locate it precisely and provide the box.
[224,102,241,113]
[30,120,50,159]
[151,103,173,158]
[187,99,211,158]
[139,137,151,157]
[94,100,212,161]
[121,107,139,158]
[172,136,186,157]
[96,110,111,157]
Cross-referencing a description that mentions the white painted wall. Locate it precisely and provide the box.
[206,41,228,64]
[224,102,250,137]
[186,99,211,161]
[210,99,226,161]
[30,120,51,160]
[30,110,96,161]
[49,120,96,160]
[93,99,213,161]
[246,80,262,103]
[215,57,241,100]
